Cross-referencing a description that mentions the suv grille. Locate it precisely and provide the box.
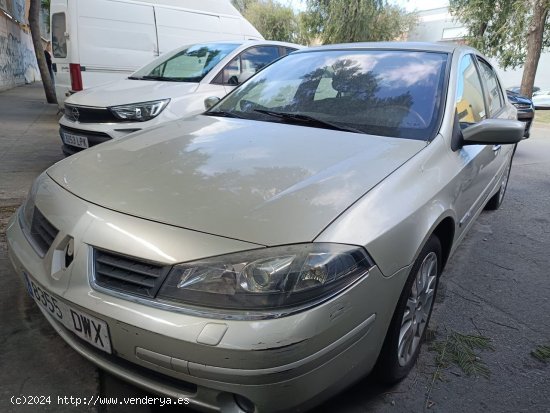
[64,104,120,123]
[30,208,59,257]
[93,249,171,298]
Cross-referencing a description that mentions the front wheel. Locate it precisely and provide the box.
[485,155,513,211]
[374,235,442,383]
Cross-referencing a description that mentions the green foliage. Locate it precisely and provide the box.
[449,0,550,69]
[531,345,550,362]
[303,0,417,44]
[242,0,301,43]
[231,0,256,14]
[431,332,494,379]
[41,0,51,31]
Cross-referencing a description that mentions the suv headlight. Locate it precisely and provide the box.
[19,176,40,233]
[109,99,170,122]
[157,243,374,311]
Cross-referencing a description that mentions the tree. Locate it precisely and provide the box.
[240,0,301,43]
[42,0,51,32]
[29,0,56,103]
[231,0,256,14]
[449,0,550,97]
[303,0,417,44]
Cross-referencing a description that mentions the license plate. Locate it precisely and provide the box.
[24,272,112,353]
[62,131,89,149]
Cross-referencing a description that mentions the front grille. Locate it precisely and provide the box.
[94,249,171,298]
[30,208,59,256]
[515,104,532,110]
[64,104,120,123]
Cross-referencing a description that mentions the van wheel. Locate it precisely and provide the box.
[486,156,512,210]
[375,235,442,383]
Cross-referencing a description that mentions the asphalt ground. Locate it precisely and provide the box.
[1,84,549,413]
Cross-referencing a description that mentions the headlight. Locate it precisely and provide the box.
[157,243,373,311]
[19,177,40,233]
[515,103,532,110]
[109,99,170,122]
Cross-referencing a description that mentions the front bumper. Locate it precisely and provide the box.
[6,175,408,412]
[58,115,164,155]
[515,108,534,138]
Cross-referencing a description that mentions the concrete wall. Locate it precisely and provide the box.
[0,8,40,91]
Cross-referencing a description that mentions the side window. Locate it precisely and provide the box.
[283,47,298,56]
[214,46,280,86]
[477,58,505,116]
[456,54,486,127]
[52,13,67,58]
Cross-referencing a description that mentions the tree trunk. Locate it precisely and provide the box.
[28,0,57,104]
[520,0,548,97]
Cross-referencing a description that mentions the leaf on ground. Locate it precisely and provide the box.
[531,345,550,363]
[430,331,494,378]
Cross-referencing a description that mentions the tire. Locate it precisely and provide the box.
[374,235,442,384]
[485,155,513,211]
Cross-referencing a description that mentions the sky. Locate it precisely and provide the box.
[287,0,450,12]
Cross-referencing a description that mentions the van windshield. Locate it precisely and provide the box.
[131,43,240,83]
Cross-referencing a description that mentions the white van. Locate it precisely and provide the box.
[50,0,263,105]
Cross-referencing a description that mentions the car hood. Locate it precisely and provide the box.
[65,79,199,107]
[506,91,532,105]
[47,116,426,246]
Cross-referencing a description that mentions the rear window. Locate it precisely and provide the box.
[52,13,67,58]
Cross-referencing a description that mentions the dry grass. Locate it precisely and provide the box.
[534,109,550,125]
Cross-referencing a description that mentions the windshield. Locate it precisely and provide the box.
[211,50,448,139]
[131,43,240,82]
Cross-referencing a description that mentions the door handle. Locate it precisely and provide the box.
[492,144,501,154]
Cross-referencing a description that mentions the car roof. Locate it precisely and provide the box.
[294,41,467,54]
[194,39,304,48]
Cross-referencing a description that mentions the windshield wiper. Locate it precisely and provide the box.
[140,75,183,82]
[253,109,364,134]
[205,110,247,119]
[128,76,143,80]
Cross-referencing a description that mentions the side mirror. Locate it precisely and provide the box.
[462,118,524,146]
[204,96,221,110]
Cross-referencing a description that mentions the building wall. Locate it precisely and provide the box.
[0,1,40,91]
[407,6,550,91]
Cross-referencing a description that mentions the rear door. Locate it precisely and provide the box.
[51,0,69,103]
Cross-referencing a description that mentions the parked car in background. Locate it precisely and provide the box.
[8,43,523,413]
[59,40,302,155]
[50,0,263,105]
[507,86,540,96]
[532,91,550,109]
[506,90,534,138]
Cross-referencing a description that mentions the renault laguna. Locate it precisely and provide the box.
[7,42,523,412]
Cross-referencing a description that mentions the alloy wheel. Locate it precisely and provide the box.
[397,251,438,366]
